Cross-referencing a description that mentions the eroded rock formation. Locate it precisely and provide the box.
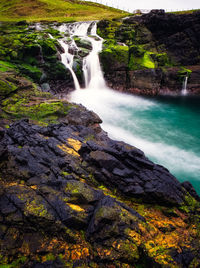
[98,10,200,95]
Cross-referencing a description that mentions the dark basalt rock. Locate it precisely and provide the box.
[0,120,190,206]
[0,117,200,266]
[79,140,185,205]
[99,11,200,95]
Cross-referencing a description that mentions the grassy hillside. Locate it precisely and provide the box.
[0,0,129,22]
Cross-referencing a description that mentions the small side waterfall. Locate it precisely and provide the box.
[182,75,188,96]
[83,25,106,89]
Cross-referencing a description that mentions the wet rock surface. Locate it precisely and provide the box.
[0,114,200,266]
[0,119,185,205]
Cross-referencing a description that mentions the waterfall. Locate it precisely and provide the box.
[57,21,106,91]
[182,75,188,95]
[82,24,106,89]
[58,40,81,90]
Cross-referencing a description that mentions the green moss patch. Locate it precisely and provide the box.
[0,78,17,97]
[129,45,155,70]
[1,75,72,125]
[0,61,17,72]
[2,94,71,125]
[100,44,129,72]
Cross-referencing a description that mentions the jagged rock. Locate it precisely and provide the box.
[98,11,200,95]
[0,114,199,267]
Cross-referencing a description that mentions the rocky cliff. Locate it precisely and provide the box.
[98,10,200,95]
[0,21,200,268]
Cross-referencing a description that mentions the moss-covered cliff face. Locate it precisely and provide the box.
[0,22,76,97]
[98,10,200,95]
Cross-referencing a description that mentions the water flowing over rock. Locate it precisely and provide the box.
[0,19,200,267]
[182,75,188,95]
[57,21,106,90]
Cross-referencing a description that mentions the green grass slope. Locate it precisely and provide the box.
[0,0,129,22]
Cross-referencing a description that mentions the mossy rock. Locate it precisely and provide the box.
[100,44,129,72]
[0,61,16,72]
[1,77,72,125]
[129,46,155,70]
[152,53,172,67]
[97,20,122,42]
[23,44,41,57]
[38,38,57,56]
[0,78,17,97]
[73,57,83,83]
[17,64,42,82]
[2,97,71,125]
[115,25,135,45]
[44,61,70,80]
[78,47,90,57]
[63,180,101,204]
[74,37,92,50]
[178,66,192,78]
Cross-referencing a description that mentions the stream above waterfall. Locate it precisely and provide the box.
[57,21,200,194]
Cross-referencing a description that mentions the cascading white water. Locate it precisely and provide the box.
[57,21,106,91]
[55,21,200,195]
[82,25,106,89]
[58,40,81,90]
[57,22,93,90]
[182,75,188,95]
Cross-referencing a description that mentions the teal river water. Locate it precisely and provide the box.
[71,87,200,195]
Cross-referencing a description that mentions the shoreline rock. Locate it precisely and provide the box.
[0,76,200,265]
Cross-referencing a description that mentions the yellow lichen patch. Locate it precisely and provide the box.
[57,143,79,157]
[39,134,49,140]
[30,185,38,190]
[25,199,50,219]
[33,231,91,262]
[67,138,82,152]
[129,206,198,267]
[66,203,85,212]
[19,241,31,256]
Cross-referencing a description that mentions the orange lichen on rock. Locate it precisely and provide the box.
[70,245,90,260]
[66,203,85,212]
[126,229,142,244]
[30,185,37,190]
[97,248,113,258]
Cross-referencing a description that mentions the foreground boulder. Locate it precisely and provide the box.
[0,115,200,267]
